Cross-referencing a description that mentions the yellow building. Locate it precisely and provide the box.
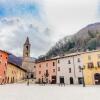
[6,62,26,84]
[81,50,100,85]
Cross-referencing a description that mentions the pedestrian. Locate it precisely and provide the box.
[27,80,29,86]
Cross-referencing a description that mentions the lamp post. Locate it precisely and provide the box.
[81,66,85,87]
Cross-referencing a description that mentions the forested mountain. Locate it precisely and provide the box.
[45,22,100,58]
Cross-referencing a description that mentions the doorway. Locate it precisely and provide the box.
[60,76,64,84]
[31,74,33,78]
[51,76,56,84]
[70,77,74,84]
[78,77,83,84]
[94,73,100,85]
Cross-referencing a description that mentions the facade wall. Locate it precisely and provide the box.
[81,50,100,85]
[74,55,83,84]
[22,57,35,79]
[36,60,57,84]
[34,50,100,85]
[0,51,8,84]
[6,63,26,83]
[57,54,83,85]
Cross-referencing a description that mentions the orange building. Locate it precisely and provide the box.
[0,50,9,85]
[35,58,57,84]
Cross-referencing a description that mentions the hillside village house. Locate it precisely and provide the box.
[57,53,83,85]
[0,50,9,85]
[81,50,100,85]
[34,49,100,85]
[35,58,57,84]
[6,61,26,84]
[1,36,100,86]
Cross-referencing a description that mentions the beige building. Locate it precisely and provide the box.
[6,62,26,84]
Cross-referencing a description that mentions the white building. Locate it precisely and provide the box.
[57,53,83,85]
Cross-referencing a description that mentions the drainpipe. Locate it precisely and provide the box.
[73,56,76,77]
[73,56,76,84]
[56,59,57,84]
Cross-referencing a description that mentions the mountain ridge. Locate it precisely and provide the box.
[45,22,100,58]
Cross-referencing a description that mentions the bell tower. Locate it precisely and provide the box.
[23,37,31,58]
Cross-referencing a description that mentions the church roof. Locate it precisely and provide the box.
[8,54,26,72]
[24,37,30,45]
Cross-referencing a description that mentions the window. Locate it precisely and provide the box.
[88,55,91,60]
[88,62,94,68]
[26,46,28,50]
[78,58,80,62]
[46,70,48,74]
[0,55,2,57]
[5,66,7,70]
[53,62,55,66]
[6,57,8,59]
[58,60,60,63]
[46,63,48,67]
[69,68,71,73]
[39,71,41,74]
[4,71,5,75]
[45,70,49,77]
[97,62,100,67]
[53,69,55,72]
[58,67,60,71]
[79,66,81,72]
[98,54,100,59]
[34,66,36,68]
[39,65,41,68]
[68,60,71,64]
[5,63,7,67]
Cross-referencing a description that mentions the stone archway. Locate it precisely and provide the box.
[94,73,100,85]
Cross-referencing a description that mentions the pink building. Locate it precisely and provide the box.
[35,59,57,84]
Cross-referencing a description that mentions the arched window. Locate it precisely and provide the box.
[26,46,28,50]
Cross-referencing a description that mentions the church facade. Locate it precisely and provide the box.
[22,37,35,79]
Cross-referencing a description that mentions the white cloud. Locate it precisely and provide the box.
[43,0,98,41]
[0,0,99,57]
[0,16,53,57]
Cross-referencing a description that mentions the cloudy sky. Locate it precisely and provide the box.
[0,0,99,57]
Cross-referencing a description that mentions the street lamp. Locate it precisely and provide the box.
[81,66,85,87]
